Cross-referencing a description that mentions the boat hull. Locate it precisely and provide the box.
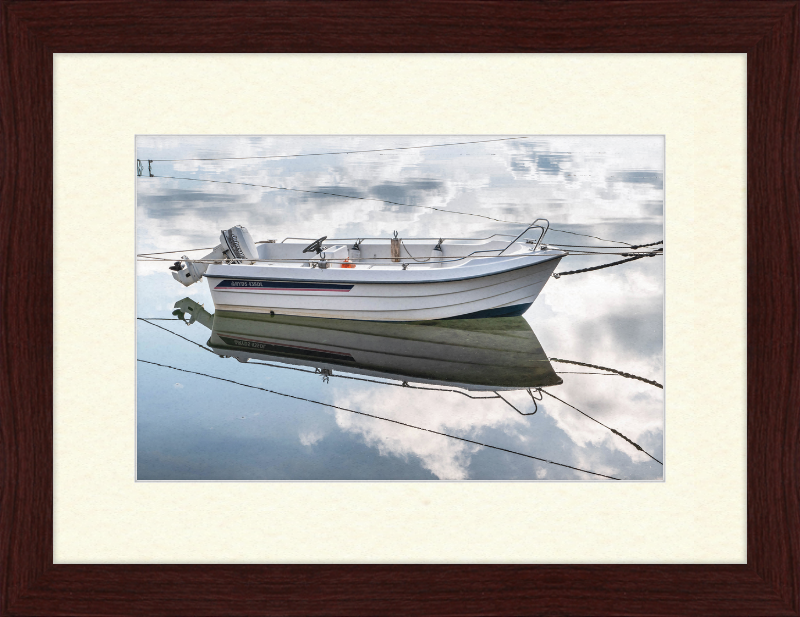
[205,254,562,321]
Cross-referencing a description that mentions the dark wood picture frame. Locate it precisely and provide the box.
[1,1,798,615]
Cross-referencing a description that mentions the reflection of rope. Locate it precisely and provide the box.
[252,362,542,413]
[545,241,663,249]
[138,359,621,480]
[551,358,662,389]
[540,390,662,465]
[496,388,543,416]
[557,371,616,375]
[300,364,500,399]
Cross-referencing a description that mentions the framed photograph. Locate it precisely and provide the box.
[135,134,664,482]
[2,1,797,615]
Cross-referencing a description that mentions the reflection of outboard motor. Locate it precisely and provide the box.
[171,225,258,287]
[173,297,214,329]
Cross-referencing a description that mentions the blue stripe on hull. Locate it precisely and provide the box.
[445,302,533,320]
[215,279,353,291]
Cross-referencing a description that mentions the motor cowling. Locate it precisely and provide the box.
[220,225,258,264]
[171,225,257,287]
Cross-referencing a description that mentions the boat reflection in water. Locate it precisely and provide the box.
[174,297,561,391]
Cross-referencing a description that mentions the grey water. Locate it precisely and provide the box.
[136,135,664,481]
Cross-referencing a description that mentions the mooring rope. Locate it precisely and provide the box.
[138,359,621,480]
[545,240,663,250]
[552,251,661,278]
[629,240,664,250]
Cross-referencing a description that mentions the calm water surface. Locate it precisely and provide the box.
[136,136,664,481]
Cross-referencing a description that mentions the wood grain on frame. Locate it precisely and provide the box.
[1,1,798,615]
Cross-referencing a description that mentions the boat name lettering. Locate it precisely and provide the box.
[228,231,245,259]
[230,280,265,287]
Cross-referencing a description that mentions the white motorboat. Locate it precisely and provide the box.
[173,298,562,391]
[166,220,564,321]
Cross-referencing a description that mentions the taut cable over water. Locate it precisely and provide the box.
[139,137,530,161]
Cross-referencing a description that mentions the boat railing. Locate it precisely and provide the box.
[498,219,549,255]
[139,248,550,267]
[271,234,516,244]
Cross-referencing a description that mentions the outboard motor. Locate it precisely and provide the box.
[220,225,258,264]
[171,253,215,287]
[171,225,258,287]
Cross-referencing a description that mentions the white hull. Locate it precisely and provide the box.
[205,253,562,321]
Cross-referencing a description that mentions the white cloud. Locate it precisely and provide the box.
[331,386,529,480]
[299,430,324,447]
